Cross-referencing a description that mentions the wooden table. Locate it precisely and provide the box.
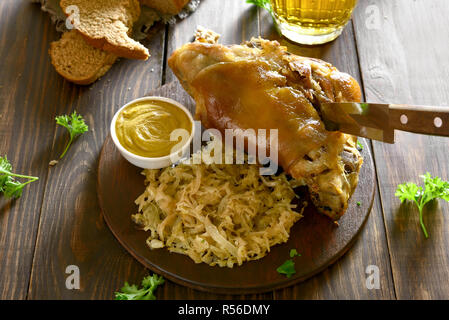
[1,0,448,300]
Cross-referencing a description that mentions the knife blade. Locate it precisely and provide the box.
[320,103,449,143]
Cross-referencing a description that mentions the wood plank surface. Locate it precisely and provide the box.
[26,18,167,300]
[259,7,396,299]
[1,0,448,300]
[352,0,449,299]
[0,0,64,300]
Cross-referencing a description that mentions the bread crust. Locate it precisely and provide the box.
[79,33,148,60]
[49,30,117,85]
[60,0,149,60]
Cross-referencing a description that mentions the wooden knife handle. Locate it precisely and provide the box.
[389,104,449,136]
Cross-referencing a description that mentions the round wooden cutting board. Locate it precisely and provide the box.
[97,82,376,294]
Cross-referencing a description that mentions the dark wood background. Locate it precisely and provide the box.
[0,0,448,300]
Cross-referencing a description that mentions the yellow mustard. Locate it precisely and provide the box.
[115,99,192,158]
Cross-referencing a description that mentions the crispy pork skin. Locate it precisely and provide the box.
[168,32,363,220]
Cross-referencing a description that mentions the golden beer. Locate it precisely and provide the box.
[270,0,358,45]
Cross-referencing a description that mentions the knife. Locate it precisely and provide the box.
[320,103,449,143]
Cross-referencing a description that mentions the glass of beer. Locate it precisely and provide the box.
[270,0,358,45]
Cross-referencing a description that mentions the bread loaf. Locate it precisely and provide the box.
[60,0,150,60]
[50,30,117,85]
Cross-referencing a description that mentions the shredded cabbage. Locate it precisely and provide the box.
[132,142,303,268]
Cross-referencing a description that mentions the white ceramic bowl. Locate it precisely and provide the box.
[110,96,195,169]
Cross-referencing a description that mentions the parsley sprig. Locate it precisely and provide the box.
[55,111,88,159]
[115,274,165,300]
[0,156,38,198]
[395,173,449,238]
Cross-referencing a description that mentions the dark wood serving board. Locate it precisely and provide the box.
[97,82,375,294]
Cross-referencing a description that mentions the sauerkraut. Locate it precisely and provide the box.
[132,142,303,268]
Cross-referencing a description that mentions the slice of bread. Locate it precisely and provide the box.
[60,0,150,60]
[50,30,118,85]
[139,0,190,15]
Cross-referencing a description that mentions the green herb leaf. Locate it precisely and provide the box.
[0,158,13,191]
[277,259,296,278]
[115,274,164,300]
[246,0,272,13]
[3,180,25,198]
[55,111,89,159]
[357,140,364,150]
[395,173,449,238]
[289,248,301,258]
[396,182,421,204]
[0,156,13,173]
[421,173,449,203]
[115,283,147,301]
[0,156,39,199]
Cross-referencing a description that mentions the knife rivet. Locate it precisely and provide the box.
[434,117,443,128]
[400,114,408,125]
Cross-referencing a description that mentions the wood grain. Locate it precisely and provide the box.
[353,0,449,299]
[259,8,396,299]
[0,1,65,300]
[26,18,167,299]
